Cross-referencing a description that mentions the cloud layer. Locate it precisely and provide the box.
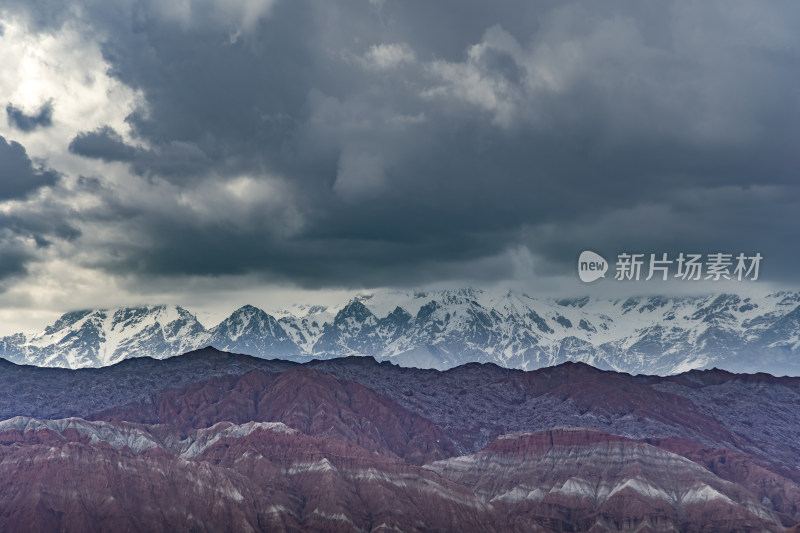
[6,100,53,132]
[0,0,799,326]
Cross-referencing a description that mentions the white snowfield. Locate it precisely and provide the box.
[1,289,799,375]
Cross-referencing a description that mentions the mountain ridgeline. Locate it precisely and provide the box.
[1,349,800,532]
[2,289,800,375]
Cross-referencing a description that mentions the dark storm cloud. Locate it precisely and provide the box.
[0,136,58,199]
[0,238,32,281]
[69,126,210,179]
[0,205,81,285]
[6,100,54,132]
[69,127,137,162]
[9,0,800,287]
[0,137,66,284]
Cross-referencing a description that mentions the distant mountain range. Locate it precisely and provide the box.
[1,349,799,531]
[2,288,800,375]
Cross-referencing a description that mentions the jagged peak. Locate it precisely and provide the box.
[44,309,95,335]
[385,306,412,320]
[226,304,274,321]
[334,299,376,324]
[441,287,482,297]
[6,289,800,374]
[231,304,261,314]
[42,305,200,336]
[436,287,484,305]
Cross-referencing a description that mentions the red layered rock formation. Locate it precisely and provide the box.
[0,418,496,533]
[645,436,800,525]
[510,362,742,446]
[426,428,799,532]
[2,357,800,532]
[93,366,457,464]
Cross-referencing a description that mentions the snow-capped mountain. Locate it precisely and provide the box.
[2,289,800,375]
[207,305,299,358]
[0,306,206,368]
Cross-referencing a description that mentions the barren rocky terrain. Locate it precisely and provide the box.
[2,347,799,532]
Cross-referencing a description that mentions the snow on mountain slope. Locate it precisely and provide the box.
[5,306,207,368]
[277,306,335,354]
[208,305,299,357]
[1,290,799,374]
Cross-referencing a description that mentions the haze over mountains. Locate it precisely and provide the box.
[2,289,799,376]
[1,348,800,532]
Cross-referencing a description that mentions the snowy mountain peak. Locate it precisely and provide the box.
[7,305,207,368]
[334,300,376,325]
[386,306,412,322]
[2,290,800,375]
[229,304,262,317]
[208,305,297,358]
[43,309,94,336]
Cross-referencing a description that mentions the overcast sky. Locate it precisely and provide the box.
[0,0,798,333]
